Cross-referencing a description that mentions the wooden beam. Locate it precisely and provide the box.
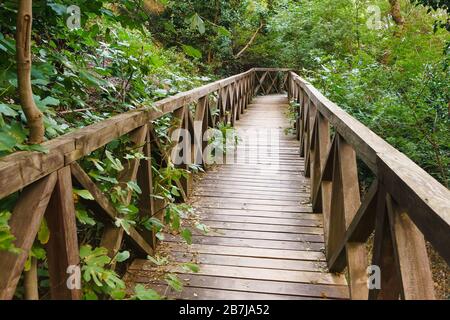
[386,195,435,299]
[369,188,402,300]
[329,179,378,272]
[326,135,368,300]
[45,166,82,300]
[0,173,57,300]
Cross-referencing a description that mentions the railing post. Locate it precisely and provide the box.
[326,134,368,300]
[45,166,82,300]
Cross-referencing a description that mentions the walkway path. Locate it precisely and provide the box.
[124,95,349,300]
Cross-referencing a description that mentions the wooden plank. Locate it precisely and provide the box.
[0,138,73,199]
[133,253,325,272]
[189,228,324,243]
[195,208,322,220]
[130,274,348,299]
[193,195,308,206]
[45,166,82,300]
[369,188,402,300]
[326,135,368,299]
[165,264,346,286]
[198,220,322,232]
[193,190,305,201]
[147,285,314,300]
[193,201,312,213]
[136,129,156,247]
[163,235,324,251]
[165,243,325,261]
[0,173,57,300]
[386,195,435,299]
[328,179,378,271]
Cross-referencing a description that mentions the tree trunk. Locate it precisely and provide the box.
[389,0,405,26]
[16,0,45,144]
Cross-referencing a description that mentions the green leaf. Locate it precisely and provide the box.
[0,132,17,151]
[114,250,130,263]
[38,218,50,245]
[191,13,205,34]
[181,263,200,273]
[17,144,49,153]
[74,189,94,200]
[76,209,96,226]
[133,284,161,300]
[126,181,142,194]
[79,245,93,259]
[182,45,202,59]
[114,218,136,235]
[110,289,126,300]
[217,26,231,37]
[105,150,124,171]
[181,228,192,245]
[165,274,183,292]
[0,103,18,117]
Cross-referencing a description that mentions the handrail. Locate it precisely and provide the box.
[287,70,450,300]
[0,68,259,299]
[0,69,254,200]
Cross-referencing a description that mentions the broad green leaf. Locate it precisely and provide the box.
[0,103,18,117]
[0,132,17,151]
[191,13,205,34]
[74,189,95,200]
[76,209,96,226]
[182,45,202,59]
[114,250,130,263]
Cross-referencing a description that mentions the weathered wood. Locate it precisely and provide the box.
[45,166,82,300]
[0,173,57,300]
[136,129,156,247]
[386,195,435,299]
[326,135,368,299]
[328,179,378,271]
[369,188,402,300]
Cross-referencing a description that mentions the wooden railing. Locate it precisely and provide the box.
[0,67,448,300]
[287,71,450,300]
[0,68,258,300]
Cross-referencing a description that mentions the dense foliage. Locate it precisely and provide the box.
[0,0,448,299]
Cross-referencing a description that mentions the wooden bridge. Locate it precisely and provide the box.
[0,68,448,300]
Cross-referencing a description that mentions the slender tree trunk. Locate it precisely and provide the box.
[234,22,264,59]
[16,0,45,144]
[389,0,405,26]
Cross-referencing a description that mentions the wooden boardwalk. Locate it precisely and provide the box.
[125,95,349,300]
